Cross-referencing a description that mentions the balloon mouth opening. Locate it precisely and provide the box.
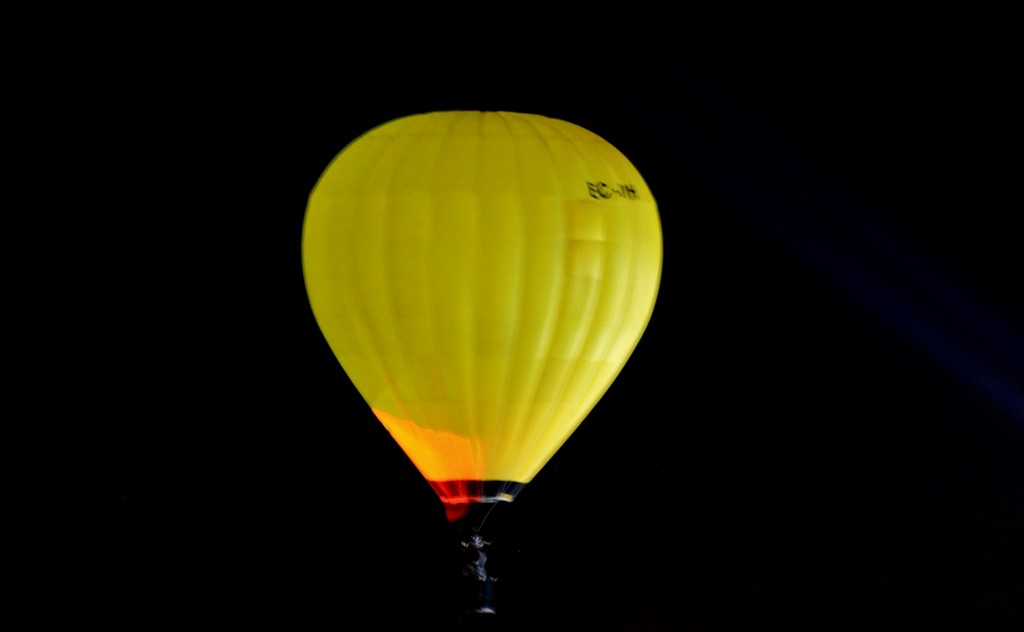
[444,499,511,523]
[428,480,525,522]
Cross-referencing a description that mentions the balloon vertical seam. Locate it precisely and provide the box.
[492,112,531,480]
[467,112,483,475]
[497,113,571,481]
[526,115,605,475]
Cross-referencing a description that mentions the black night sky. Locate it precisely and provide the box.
[84,32,1023,630]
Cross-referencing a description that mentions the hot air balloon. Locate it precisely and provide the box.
[301,110,662,615]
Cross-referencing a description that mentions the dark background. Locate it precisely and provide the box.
[82,33,1022,630]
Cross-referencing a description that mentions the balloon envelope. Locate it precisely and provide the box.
[302,111,662,520]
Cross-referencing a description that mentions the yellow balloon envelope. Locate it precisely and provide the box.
[302,111,662,520]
